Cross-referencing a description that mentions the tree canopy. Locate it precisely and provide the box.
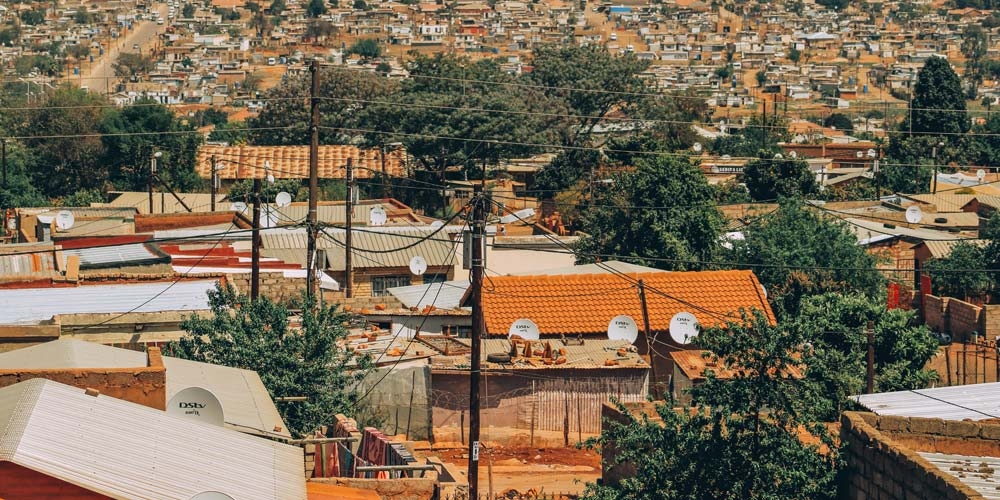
[171,284,373,437]
[742,153,818,201]
[575,155,723,270]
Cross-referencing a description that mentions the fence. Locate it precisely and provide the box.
[939,339,1000,386]
[431,375,647,441]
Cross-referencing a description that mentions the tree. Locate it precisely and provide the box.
[113,53,156,80]
[793,292,939,419]
[582,311,840,500]
[347,38,382,60]
[172,284,373,437]
[905,56,969,136]
[823,112,853,132]
[226,178,304,204]
[961,25,988,98]
[182,3,197,17]
[306,0,327,17]
[815,0,848,9]
[742,153,818,201]
[19,9,45,25]
[788,46,802,64]
[575,155,724,270]
[924,241,992,301]
[725,200,885,318]
[0,142,47,209]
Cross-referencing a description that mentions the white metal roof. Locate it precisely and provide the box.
[0,340,290,438]
[388,279,470,309]
[919,452,1000,499]
[0,379,305,499]
[855,383,1000,421]
[0,280,217,324]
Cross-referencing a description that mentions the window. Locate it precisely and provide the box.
[371,275,411,297]
[424,274,446,284]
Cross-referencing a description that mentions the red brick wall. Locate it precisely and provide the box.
[0,347,167,410]
[924,295,948,332]
[0,462,111,500]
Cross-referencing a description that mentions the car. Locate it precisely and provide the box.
[157,18,164,24]
[132,43,140,50]
[609,32,617,41]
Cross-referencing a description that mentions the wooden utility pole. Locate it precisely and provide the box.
[468,184,486,500]
[866,321,875,394]
[345,157,354,299]
[251,177,261,301]
[2,140,7,190]
[307,58,320,299]
[210,154,217,212]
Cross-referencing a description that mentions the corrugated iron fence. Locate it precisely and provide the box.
[432,376,647,436]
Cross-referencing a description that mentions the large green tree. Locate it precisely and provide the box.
[924,241,992,301]
[172,284,373,437]
[901,56,968,136]
[725,200,885,318]
[961,25,989,98]
[583,311,840,500]
[742,153,818,201]
[575,155,723,270]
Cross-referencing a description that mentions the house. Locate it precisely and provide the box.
[195,144,409,181]
[0,338,290,438]
[0,378,306,499]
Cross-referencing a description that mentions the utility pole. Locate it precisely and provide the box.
[210,154,217,212]
[761,98,767,151]
[149,150,161,214]
[345,157,354,299]
[468,184,486,500]
[306,58,320,300]
[637,279,656,397]
[2,140,7,191]
[866,321,875,394]
[251,177,261,301]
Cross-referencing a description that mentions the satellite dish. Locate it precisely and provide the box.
[167,387,224,427]
[430,220,445,230]
[55,210,75,230]
[369,206,388,226]
[190,493,236,500]
[790,151,798,159]
[6,218,15,230]
[692,142,703,153]
[264,208,279,228]
[275,191,292,207]
[669,311,700,345]
[230,202,248,213]
[37,214,54,225]
[904,205,923,224]
[408,255,427,276]
[508,318,540,340]
[607,315,639,344]
[978,169,987,182]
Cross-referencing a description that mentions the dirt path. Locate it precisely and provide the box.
[430,445,601,496]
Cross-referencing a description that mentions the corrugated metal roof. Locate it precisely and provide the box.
[388,280,470,309]
[0,280,217,324]
[261,227,456,271]
[0,379,305,499]
[103,191,226,215]
[20,207,138,219]
[54,217,135,238]
[919,452,1000,499]
[843,217,967,244]
[921,239,988,259]
[855,383,1000,421]
[904,194,976,212]
[62,243,169,269]
[274,200,424,226]
[0,252,58,280]
[0,339,291,438]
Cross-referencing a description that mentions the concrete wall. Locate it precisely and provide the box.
[950,299,983,341]
[925,295,949,333]
[923,295,1000,342]
[0,347,167,410]
[0,462,111,500]
[229,271,306,305]
[840,411,991,499]
[0,323,60,353]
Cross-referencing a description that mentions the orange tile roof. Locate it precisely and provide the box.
[670,349,804,381]
[481,270,774,337]
[196,145,408,180]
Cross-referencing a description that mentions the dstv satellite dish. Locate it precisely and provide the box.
[37,214,54,225]
[508,318,540,340]
[190,493,236,500]
[369,206,388,226]
[978,169,987,182]
[607,315,639,344]
[408,255,427,276]
[230,202,248,213]
[430,220,445,230]
[55,210,75,230]
[692,142,703,153]
[167,387,224,427]
[275,191,292,207]
[904,205,923,224]
[669,311,700,345]
[264,208,279,228]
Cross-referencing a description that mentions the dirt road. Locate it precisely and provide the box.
[85,3,169,94]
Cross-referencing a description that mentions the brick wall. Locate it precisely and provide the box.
[949,298,983,342]
[228,272,306,304]
[0,347,167,410]
[924,295,949,332]
[0,461,111,499]
[984,305,1000,340]
[0,323,60,352]
[840,411,995,499]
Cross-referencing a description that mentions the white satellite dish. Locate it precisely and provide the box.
[55,210,75,230]
[607,315,639,344]
[904,205,923,224]
[408,255,427,276]
[264,208,279,228]
[230,202,248,213]
[669,311,700,345]
[692,142,703,153]
[6,218,15,230]
[190,493,236,500]
[37,214,54,225]
[978,169,987,182]
[430,220,444,230]
[369,206,388,226]
[508,318,540,340]
[275,191,292,207]
[167,387,224,427]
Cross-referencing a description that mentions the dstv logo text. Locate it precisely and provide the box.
[178,402,206,409]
